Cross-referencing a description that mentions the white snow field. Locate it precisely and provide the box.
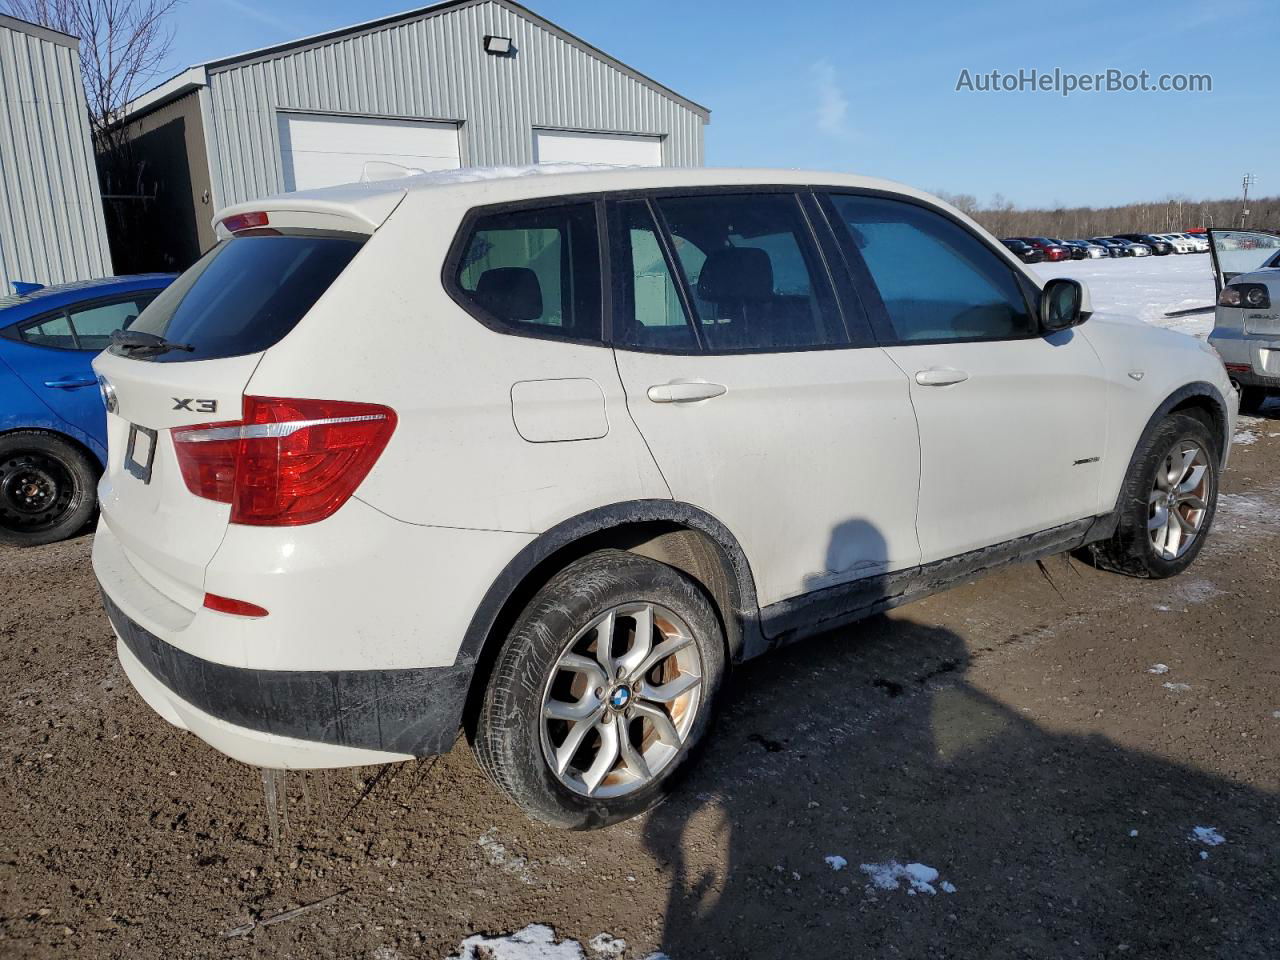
[1032,253,1217,339]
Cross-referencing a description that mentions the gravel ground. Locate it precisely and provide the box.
[2,411,1278,960]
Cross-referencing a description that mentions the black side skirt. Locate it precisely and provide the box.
[759,514,1114,647]
[102,589,471,757]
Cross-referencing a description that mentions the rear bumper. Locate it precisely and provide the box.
[104,588,471,766]
[1209,328,1280,390]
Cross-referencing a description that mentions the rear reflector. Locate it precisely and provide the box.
[172,396,397,525]
[1224,362,1252,373]
[221,211,269,233]
[203,593,269,618]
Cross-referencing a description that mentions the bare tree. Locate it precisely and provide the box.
[2,0,180,152]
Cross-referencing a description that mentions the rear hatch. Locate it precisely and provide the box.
[93,218,372,611]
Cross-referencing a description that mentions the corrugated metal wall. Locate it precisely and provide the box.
[0,18,112,290]
[205,0,705,207]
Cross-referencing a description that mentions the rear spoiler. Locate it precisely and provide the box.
[213,185,409,239]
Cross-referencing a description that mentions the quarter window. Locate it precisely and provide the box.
[826,194,1035,342]
[456,203,601,341]
[651,193,845,351]
[19,315,75,349]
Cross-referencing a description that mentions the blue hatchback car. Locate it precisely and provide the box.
[0,274,176,546]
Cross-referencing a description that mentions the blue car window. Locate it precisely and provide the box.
[68,296,155,350]
[19,314,76,349]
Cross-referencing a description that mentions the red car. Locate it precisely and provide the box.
[1018,237,1071,262]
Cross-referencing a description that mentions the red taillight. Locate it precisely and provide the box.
[221,211,269,233]
[203,593,269,618]
[172,396,397,526]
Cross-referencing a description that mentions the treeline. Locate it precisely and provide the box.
[933,191,1280,240]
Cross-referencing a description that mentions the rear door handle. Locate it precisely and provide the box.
[646,381,727,404]
[914,368,969,387]
[43,376,98,389]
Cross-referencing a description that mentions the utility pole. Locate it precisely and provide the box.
[1242,173,1257,228]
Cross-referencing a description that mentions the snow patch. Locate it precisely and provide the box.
[478,828,536,885]
[825,855,848,871]
[859,860,954,895]
[1190,826,1225,846]
[1163,682,1191,692]
[1148,663,1170,674]
[447,925,586,960]
[588,934,627,958]
[1233,431,1258,446]
[1173,579,1223,604]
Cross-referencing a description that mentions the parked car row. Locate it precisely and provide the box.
[1000,232,1210,263]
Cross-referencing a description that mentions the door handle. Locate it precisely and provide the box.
[43,376,98,389]
[914,368,969,387]
[646,381,727,404]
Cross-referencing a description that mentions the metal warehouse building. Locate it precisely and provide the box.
[113,0,709,272]
[0,14,112,292]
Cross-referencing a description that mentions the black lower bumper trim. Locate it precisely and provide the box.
[101,586,471,757]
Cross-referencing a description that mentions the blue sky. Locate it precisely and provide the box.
[162,0,1277,209]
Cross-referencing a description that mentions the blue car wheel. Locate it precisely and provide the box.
[0,431,98,547]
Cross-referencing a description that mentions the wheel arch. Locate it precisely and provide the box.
[0,425,104,473]
[1112,381,1231,514]
[457,500,764,734]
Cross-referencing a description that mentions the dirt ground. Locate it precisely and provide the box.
[2,413,1278,960]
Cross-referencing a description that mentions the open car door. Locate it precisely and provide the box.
[1208,228,1280,294]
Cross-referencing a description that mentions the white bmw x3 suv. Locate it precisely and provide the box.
[93,167,1236,828]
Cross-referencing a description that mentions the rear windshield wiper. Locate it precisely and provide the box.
[110,329,195,356]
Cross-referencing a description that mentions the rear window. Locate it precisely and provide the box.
[121,234,363,362]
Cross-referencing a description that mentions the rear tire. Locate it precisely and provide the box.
[473,549,726,829]
[1239,386,1269,415]
[0,432,98,547]
[1088,413,1218,578]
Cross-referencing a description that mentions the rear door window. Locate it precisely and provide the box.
[649,192,846,351]
[122,234,364,362]
[454,203,602,342]
[611,200,699,351]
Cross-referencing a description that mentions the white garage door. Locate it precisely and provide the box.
[278,113,461,191]
[533,129,663,167]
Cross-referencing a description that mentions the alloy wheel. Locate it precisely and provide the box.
[1148,440,1210,561]
[540,602,704,799]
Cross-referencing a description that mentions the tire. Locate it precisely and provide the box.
[0,431,99,547]
[1088,413,1219,578]
[1239,386,1269,416]
[473,549,726,829]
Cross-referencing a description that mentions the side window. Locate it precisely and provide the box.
[612,200,698,351]
[826,194,1035,343]
[19,314,76,349]
[456,203,602,341]
[652,193,846,351]
[68,296,156,350]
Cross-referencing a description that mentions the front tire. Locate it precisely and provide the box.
[0,432,98,547]
[473,549,726,829]
[1089,413,1219,578]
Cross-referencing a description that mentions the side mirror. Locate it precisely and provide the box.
[1040,277,1090,331]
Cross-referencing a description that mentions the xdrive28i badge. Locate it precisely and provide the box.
[173,398,217,413]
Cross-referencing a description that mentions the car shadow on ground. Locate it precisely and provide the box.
[640,596,1278,958]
